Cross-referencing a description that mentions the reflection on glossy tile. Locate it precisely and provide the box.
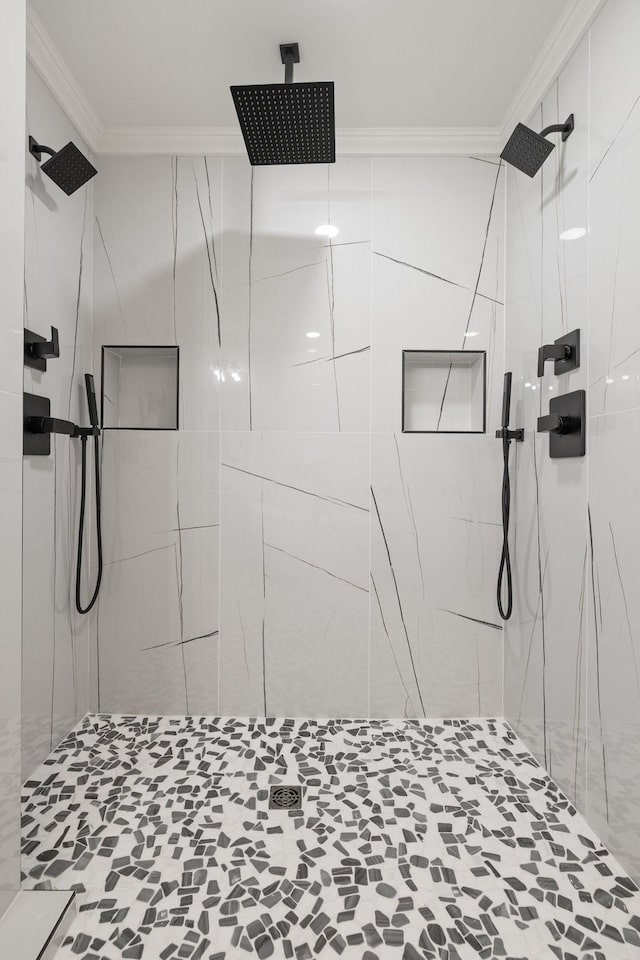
[96,430,220,714]
[94,152,508,727]
[588,409,640,879]
[23,65,95,780]
[221,158,371,433]
[219,432,369,717]
[505,1,640,886]
[371,432,502,718]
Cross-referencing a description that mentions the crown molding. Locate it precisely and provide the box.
[499,0,607,139]
[26,0,604,159]
[97,125,503,157]
[26,6,101,153]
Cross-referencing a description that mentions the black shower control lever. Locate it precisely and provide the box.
[536,412,573,435]
[537,328,580,378]
[536,389,586,458]
[24,325,60,371]
[26,414,76,437]
[537,343,570,377]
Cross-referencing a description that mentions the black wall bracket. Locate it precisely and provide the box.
[537,328,580,378]
[495,427,525,441]
[25,325,60,372]
[537,389,585,458]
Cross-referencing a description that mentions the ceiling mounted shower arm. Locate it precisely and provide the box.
[540,114,575,142]
[280,42,300,83]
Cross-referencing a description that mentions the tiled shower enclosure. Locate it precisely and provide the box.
[88,153,506,722]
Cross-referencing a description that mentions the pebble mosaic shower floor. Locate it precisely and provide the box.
[20,715,640,960]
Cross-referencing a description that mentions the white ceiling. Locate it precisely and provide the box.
[30,0,569,132]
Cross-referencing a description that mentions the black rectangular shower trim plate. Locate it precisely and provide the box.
[553,328,580,376]
[24,392,51,456]
[540,389,586,459]
[24,329,48,372]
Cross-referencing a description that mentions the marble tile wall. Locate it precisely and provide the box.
[0,0,25,912]
[22,64,96,781]
[93,155,222,714]
[94,153,506,719]
[504,0,640,884]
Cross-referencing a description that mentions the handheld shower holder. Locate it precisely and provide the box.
[495,427,524,441]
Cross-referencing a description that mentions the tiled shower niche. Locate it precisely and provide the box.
[402,349,486,433]
[101,345,179,430]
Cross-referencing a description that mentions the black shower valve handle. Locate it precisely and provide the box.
[26,414,76,437]
[537,412,573,435]
[537,342,571,378]
[29,325,60,361]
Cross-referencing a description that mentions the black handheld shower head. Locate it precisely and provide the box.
[501,371,512,431]
[29,136,97,195]
[85,374,99,429]
[231,42,335,166]
[500,114,574,177]
[75,372,103,615]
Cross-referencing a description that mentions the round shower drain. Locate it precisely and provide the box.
[269,785,302,810]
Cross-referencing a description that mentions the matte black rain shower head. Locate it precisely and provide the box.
[230,43,335,166]
[500,114,575,177]
[29,136,98,195]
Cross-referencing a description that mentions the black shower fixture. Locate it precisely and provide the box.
[538,328,580,377]
[495,373,524,621]
[75,374,103,615]
[23,375,103,614]
[29,136,97,195]
[230,43,335,166]
[500,114,575,177]
[537,389,586,459]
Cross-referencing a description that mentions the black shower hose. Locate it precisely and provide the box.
[497,436,513,621]
[75,433,103,615]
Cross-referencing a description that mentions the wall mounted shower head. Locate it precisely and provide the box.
[500,114,575,177]
[29,136,97,195]
[230,43,335,166]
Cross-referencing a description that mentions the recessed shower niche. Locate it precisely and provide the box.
[402,350,486,433]
[101,346,179,430]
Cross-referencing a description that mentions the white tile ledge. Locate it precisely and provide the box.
[0,891,75,960]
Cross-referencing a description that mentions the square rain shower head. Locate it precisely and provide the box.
[500,123,555,178]
[41,142,98,196]
[230,82,335,165]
